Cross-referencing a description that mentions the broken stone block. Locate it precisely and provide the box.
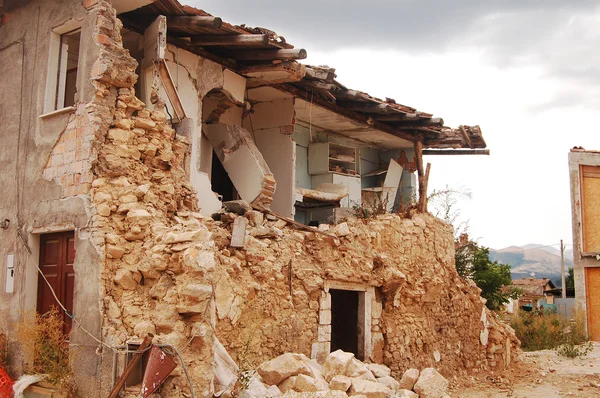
[257,353,312,385]
[375,376,399,392]
[395,389,419,398]
[114,269,137,290]
[333,222,350,237]
[246,210,264,227]
[133,320,156,337]
[249,226,283,239]
[277,375,298,393]
[163,228,212,244]
[345,358,376,381]
[149,274,174,300]
[413,368,448,398]
[347,378,390,398]
[239,377,268,398]
[398,368,419,391]
[108,128,131,142]
[106,244,126,259]
[323,350,355,382]
[329,375,351,391]
[265,385,281,397]
[293,374,328,392]
[126,208,152,224]
[366,364,391,378]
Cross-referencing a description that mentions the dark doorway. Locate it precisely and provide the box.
[210,150,237,202]
[330,289,359,357]
[37,231,75,335]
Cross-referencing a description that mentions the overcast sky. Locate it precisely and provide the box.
[188,0,600,249]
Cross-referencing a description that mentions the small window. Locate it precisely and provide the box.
[55,29,81,109]
[44,28,81,114]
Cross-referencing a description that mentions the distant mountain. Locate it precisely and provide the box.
[489,244,574,287]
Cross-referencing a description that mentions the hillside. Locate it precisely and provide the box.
[489,244,574,287]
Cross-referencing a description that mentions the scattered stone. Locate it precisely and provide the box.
[376,376,399,392]
[399,369,419,391]
[366,364,391,378]
[257,353,313,385]
[413,368,449,398]
[395,389,419,398]
[347,378,390,398]
[114,269,137,290]
[293,374,328,392]
[323,350,355,382]
[333,222,350,237]
[329,375,352,392]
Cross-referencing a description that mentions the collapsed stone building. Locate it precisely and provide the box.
[0,0,518,396]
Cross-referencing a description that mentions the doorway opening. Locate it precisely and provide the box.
[330,289,359,358]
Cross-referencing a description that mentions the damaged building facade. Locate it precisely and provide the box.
[0,0,517,397]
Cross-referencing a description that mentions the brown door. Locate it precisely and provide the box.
[37,231,75,335]
[586,267,600,341]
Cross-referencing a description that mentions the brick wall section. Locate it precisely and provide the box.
[42,106,94,197]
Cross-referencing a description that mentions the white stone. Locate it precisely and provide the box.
[163,228,212,244]
[398,369,419,391]
[278,375,298,393]
[239,377,268,398]
[133,320,155,337]
[329,375,351,391]
[433,351,441,362]
[395,389,419,398]
[366,364,391,378]
[376,376,399,392]
[333,222,351,237]
[323,350,355,382]
[257,353,312,385]
[318,325,331,342]
[114,269,137,290]
[126,208,152,223]
[345,358,376,382]
[347,378,390,398]
[413,368,448,398]
[293,374,328,392]
[319,309,331,325]
[266,385,281,397]
[181,283,212,302]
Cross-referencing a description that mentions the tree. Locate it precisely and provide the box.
[456,242,519,311]
[566,267,575,291]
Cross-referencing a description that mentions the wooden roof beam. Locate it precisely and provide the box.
[191,34,269,46]
[275,83,417,143]
[167,16,222,29]
[423,149,490,155]
[224,48,307,61]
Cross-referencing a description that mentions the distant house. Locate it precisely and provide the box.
[509,277,556,310]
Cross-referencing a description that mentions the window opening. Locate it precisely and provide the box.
[55,29,81,109]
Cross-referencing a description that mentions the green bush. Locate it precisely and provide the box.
[509,310,588,353]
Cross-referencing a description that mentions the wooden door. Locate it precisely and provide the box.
[585,267,600,341]
[37,231,75,335]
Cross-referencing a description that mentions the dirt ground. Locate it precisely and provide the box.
[449,342,600,397]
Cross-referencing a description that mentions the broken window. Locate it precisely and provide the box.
[54,29,81,110]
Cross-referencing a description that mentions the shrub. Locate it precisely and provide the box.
[15,308,74,389]
[509,310,589,354]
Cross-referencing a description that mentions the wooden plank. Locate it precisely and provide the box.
[158,59,187,120]
[191,34,269,46]
[223,48,307,61]
[252,205,336,238]
[166,16,222,29]
[230,217,247,248]
[391,117,444,127]
[459,125,474,148]
[275,84,418,143]
[107,335,153,398]
[586,267,600,341]
[581,165,600,252]
[422,149,490,155]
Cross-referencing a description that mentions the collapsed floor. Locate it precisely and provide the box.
[38,2,520,396]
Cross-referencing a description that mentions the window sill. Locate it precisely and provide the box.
[39,106,75,119]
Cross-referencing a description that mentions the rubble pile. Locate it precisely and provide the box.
[73,2,519,396]
[230,349,451,398]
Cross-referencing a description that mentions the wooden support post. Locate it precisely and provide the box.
[420,163,431,213]
[158,59,187,120]
[414,140,425,212]
[107,335,153,398]
[191,34,269,46]
[166,16,222,29]
[459,125,474,149]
